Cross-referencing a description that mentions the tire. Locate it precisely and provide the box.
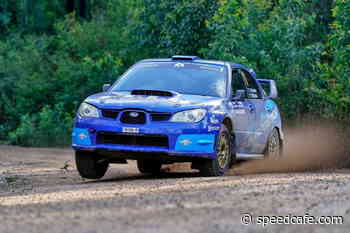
[75,151,109,179]
[199,125,234,176]
[137,160,162,175]
[264,128,282,159]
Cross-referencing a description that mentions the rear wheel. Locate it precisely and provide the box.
[75,151,109,179]
[199,125,234,176]
[265,128,282,158]
[137,160,162,175]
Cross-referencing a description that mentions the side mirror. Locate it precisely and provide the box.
[257,79,278,99]
[102,84,111,92]
[232,89,246,101]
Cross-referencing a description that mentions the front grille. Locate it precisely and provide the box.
[151,113,172,121]
[120,111,146,124]
[101,109,120,119]
[96,132,169,148]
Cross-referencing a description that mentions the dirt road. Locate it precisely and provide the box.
[0,145,349,233]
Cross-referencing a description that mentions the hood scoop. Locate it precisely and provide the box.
[131,90,175,97]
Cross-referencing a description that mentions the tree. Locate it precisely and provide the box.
[203,0,325,119]
[135,0,220,57]
[0,0,93,36]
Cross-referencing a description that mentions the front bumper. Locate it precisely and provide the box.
[72,117,219,159]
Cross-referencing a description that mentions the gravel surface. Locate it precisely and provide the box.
[0,145,349,233]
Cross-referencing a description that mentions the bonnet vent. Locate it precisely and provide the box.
[131,90,174,97]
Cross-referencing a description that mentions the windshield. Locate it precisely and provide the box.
[111,62,227,97]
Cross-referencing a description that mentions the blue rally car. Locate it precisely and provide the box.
[72,56,283,178]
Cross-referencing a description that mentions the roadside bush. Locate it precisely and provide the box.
[134,0,220,57]
[0,1,134,146]
[0,0,97,35]
[318,0,350,119]
[203,0,326,119]
[9,104,74,147]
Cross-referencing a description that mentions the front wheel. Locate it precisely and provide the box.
[199,125,234,176]
[265,128,282,159]
[75,151,109,179]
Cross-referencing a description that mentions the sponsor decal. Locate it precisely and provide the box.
[199,65,223,72]
[138,64,159,68]
[79,133,88,140]
[180,139,192,146]
[233,101,244,108]
[122,127,139,134]
[209,116,220,124]
[72,128,92,146]
[175,63,185,68]
[208,126,221,132]
[235,109,246,115]
[265,100,275,112]
[175,134,215,153]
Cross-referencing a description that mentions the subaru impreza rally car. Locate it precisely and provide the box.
[72,55,283,178]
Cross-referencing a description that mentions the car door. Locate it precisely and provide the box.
[230,69,256,154]
[240,69,266,154]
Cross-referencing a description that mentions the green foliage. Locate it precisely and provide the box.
[0,0,95,35]
[0,0,20,34]
[9,104,73,147]
[202,0,347,119]
[20,0,66,33]
[0,0,350,147]
[330,0,350,68]
[314,0,350,119]
[0,0,132,146]
[135,0,220,57]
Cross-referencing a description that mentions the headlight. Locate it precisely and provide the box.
[170,109,207,123]
[78,103,99,118]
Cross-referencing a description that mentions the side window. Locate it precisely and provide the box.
[240,70,261,99]
[231,69,246,95]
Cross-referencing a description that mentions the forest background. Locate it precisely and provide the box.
[0,0,349,147]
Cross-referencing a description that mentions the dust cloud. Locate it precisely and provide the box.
[161,163,193,173]
[228,123,348,175]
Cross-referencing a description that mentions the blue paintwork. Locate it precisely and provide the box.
[175,134,215,153]
[72,57,283,160]
[72,128,92,146]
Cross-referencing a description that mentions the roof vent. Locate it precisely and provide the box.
[171,55,200,61]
